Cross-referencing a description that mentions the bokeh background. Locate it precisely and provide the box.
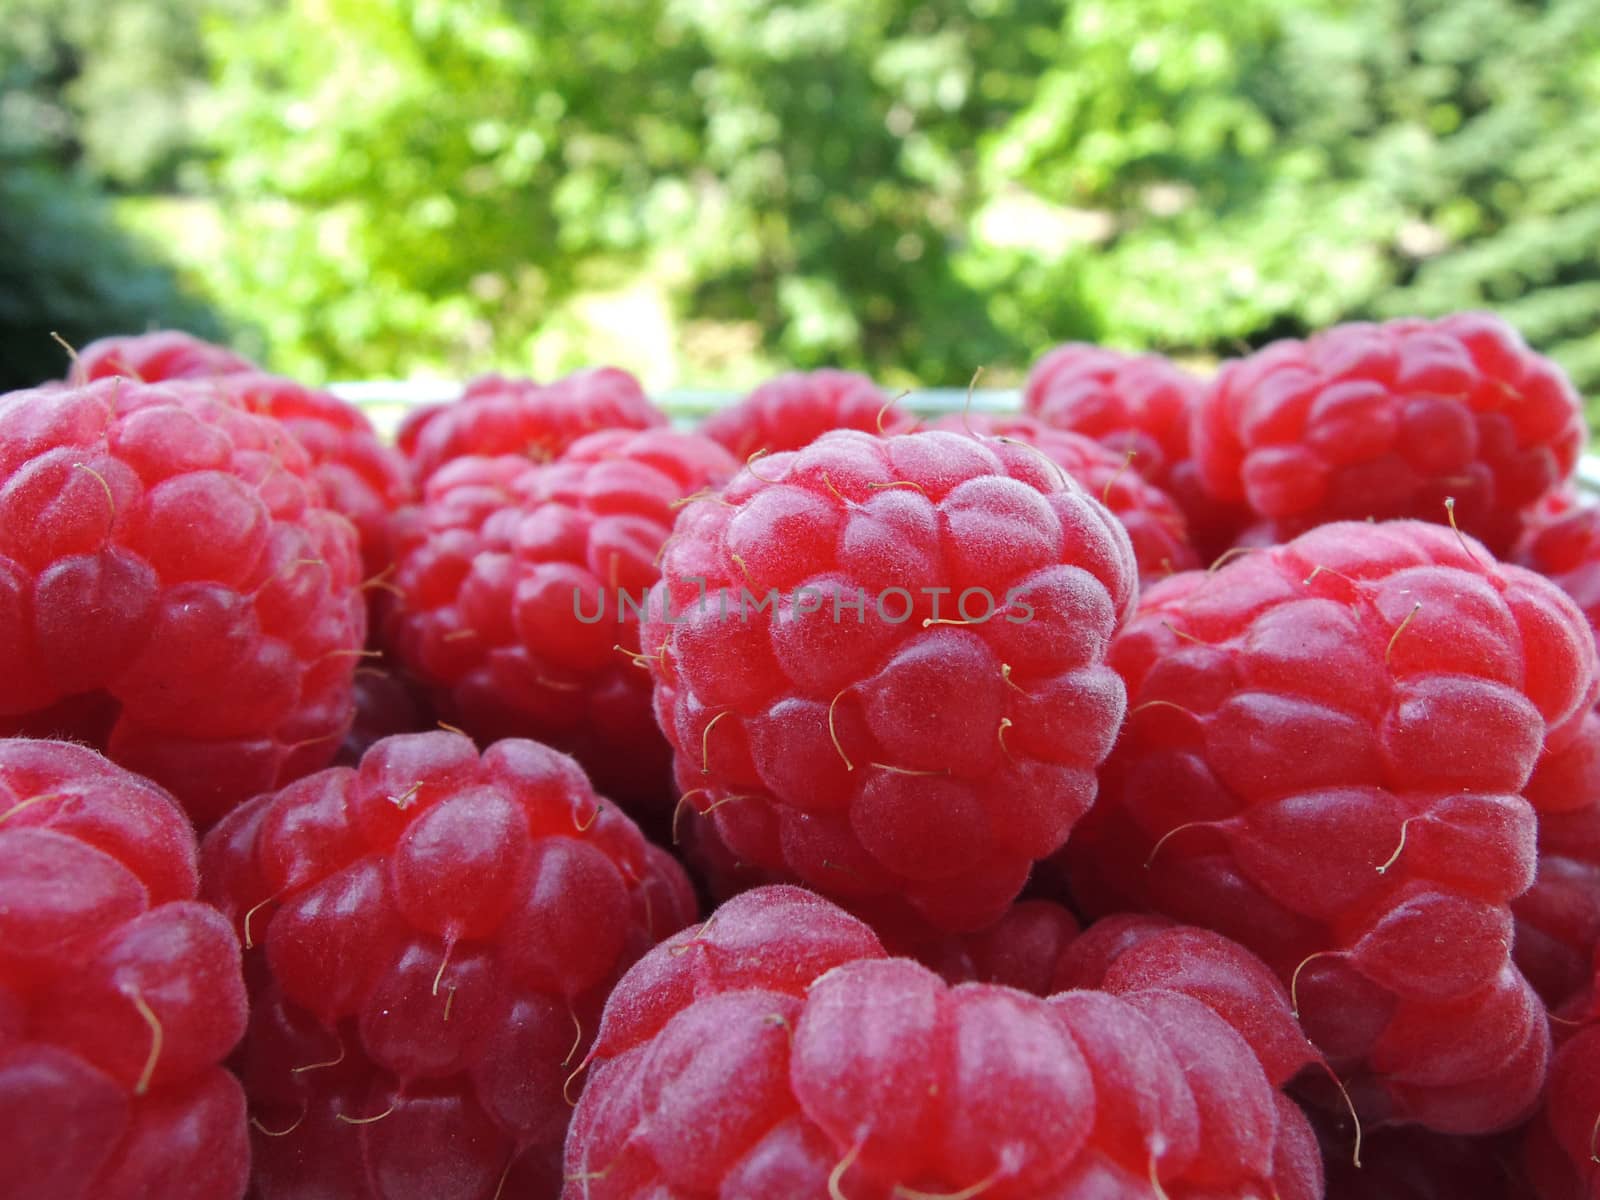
[4,0,1599,414]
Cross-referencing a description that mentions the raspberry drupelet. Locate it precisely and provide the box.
[0,739,249,1200]
[646,427,1137,935]
[929,411,1200,585]
[699,369,913,460]
[1523,953,1600,1200]
[397,368,667,484]
[1065,519,1598,1135]
[199,730,698,1200]
[562,885,1324,1200]
[1192,314,1585,556]
[0,378,367,826]
[383,428,738,817]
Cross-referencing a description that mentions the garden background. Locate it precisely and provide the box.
[4,0,1599,419]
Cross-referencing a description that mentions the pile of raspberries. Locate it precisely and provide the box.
[4,317,1600,1199]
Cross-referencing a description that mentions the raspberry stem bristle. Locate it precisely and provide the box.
[1384,603,1423,665]
[828,1139,865,1200]
[828,687,856,771]
[1143,819,1220,869]
[700,710,731,773]
[334,1102,396,1125]
[291,1038,346,1076]
[562,1005,584,1068]
[893,1172,999,1199]
[122,984,163,1096]
[1375,818,1418,875]
[0,791,62,827]
[1101,447,1138,507]
[250,1109,307,1138]
[71,462,116,521]
[1289,950,1341,1019]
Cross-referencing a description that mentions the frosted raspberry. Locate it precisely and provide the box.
[1,739,249,1200]
[563,885,1323,1199]
[71,330,257,385]
[1065,519,1598,1134]
[647,428,1136,934]
[1192,314,1585,555]
[398,368,666,483]
[383,429,737,815]
[700,369,913,460]
[1023,342,1245,556]
[929,412,1200,584]
[199,730,697,1200]
[0,379,367,825]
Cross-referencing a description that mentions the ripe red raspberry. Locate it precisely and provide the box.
[0,379,367,825]
[699,369,913,460]
[929,412,1200,584]
[199,730,697,1200]
[205,372,413,582]
[1524,1008,1600,1200]
[1192,314,1585,555]
[1516,499,1600,634]
[914,898,1081,993]
[383,429,738,816]
[1,738,249,1200]
[1064,519,1598,1134]
[71,330,257,385]
[563,885,1324,1199]
[1515,716,1600,1010]
[1023,342,1245,556]
[66,335,415,582]
[397,368,666,484]
[646,428,1136,934]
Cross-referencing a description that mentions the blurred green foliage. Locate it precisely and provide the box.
[0,0,226,388]
[4,0,1600,406]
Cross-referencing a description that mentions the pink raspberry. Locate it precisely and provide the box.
[1,738,249,1200]
[383,429,737,816]
[1191,314,1585,556]
[563,885,1323,1199]
[199,730,697,1200]
[397,368,666,484]
[1023,342,1245,556]
[0,379,367,825]
[71,330,257,385]
[700,369,913,460]
[1065,519,1598,1134]
[929,412,1200,584]
[646,428,1136,934]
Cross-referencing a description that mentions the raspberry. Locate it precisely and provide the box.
[1514,717,1600,1009]
[929,412,1199,584]
[1064,519,1598,1134]
[71,330,257,385]
[0,738,249,1200]
[1023,341,1245,556]
[204,372,413,583]
[0,379,367,825]
[383,428,737,816]
[1525,1012,1600,1200]
[397,368,666,483]
[198,730,697,1200]
[563,885,1323,1199]
[336,665,435,767]
[915,898,1081,994]
[646,428,1136,934]
[1516,499,1600,634]
[1192,314,1585,555]
[699,369,913,460]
